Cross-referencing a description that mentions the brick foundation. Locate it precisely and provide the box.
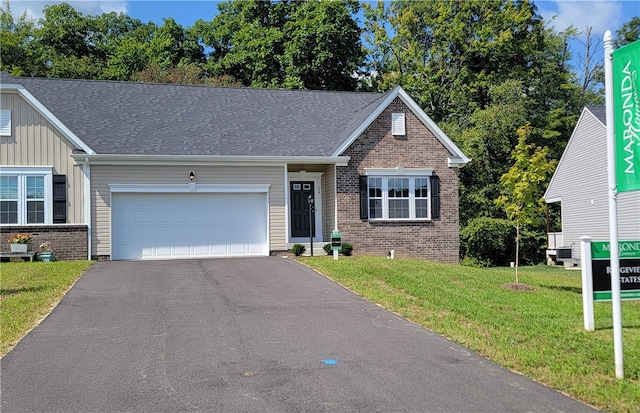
[1,225,89,261]
[337,98,461,264]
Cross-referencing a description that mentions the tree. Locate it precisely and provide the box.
[363,0,546,122]
[0,0,37,76]
[192,0,364,90]
[495,125,556,283]
[614,16,640,48]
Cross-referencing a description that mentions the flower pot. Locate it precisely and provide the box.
[40,252,56,262]
[10,244,29,253]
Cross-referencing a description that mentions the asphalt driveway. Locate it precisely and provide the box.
[1,258,597,412]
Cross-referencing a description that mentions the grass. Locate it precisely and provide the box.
[299,256,640,413]
[0,261,93,357]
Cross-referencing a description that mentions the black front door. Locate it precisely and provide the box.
[290,181,315,238]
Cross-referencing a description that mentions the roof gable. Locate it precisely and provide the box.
[331,86,470,167]
[545,106,606,200]
[0,72,95,154]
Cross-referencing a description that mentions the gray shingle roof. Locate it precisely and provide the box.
[586,105,606,125]
[1,72,387,156]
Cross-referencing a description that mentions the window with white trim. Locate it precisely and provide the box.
[0,168,53,224]
[365,176,433,220]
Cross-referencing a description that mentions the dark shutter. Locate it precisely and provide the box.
[359,175,368,220]
[430,175,440,219]
[53,174,67,223]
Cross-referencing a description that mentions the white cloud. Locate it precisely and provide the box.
[538,0,624,36]
[7,1,128,22]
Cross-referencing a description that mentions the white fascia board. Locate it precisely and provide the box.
[74,154,350,166]
[109,183,271,193]
[395,88,470,165]
[545,197,562,204]
[332,87,401,157]
[1,84,96,155]
[331,86,471,167]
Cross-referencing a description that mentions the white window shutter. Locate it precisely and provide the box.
[392,112,405,136]
[0,110,11,136]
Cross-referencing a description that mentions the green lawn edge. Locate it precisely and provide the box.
[299,256,640,413]
[1,261,94,357]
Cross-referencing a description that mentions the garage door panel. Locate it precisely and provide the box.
[112,192,268,260]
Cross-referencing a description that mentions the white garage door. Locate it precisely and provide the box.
[111,192,268,260]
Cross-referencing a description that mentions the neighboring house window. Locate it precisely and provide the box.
[391,112,405,136]
[0,167,54,224]
[360,170,440,221]
[0,110,11,136]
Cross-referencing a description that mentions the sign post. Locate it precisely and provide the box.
[331,231,342,261]
[580,236,595,331]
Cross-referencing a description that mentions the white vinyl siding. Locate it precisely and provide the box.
[91,164,285,258]
[545,109,640,260]
[0,91,84,223]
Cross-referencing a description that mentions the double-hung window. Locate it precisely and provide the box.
[0,167,53,224]
[361,168,440,221]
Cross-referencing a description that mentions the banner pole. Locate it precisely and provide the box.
[604,30,624,379]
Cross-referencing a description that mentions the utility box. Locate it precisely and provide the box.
[331,232,342,251]
[557,247,572,260]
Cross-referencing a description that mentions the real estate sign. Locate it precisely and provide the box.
[590,240,640,301]
[613,40,640,192]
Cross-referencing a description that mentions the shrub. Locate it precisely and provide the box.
[292,243,306,256]
[461,217,548,267]
[460,218,515,267]
[341,243,353,256]
[323,243,333,255]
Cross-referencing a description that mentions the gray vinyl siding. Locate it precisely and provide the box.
[0,90,84,224]
[545,109,640,260]
[90,164,285,257]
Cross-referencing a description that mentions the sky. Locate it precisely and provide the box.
[6,0,640,65]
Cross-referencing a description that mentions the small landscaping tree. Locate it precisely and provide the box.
[495,124,556,284]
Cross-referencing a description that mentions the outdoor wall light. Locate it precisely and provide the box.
[189,171,195,181]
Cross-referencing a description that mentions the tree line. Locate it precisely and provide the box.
[2,0,638,266]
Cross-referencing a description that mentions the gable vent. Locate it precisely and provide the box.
[392,112,405,136]
[0,110,11,136]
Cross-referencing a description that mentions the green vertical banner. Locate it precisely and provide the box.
[613,40,640,192]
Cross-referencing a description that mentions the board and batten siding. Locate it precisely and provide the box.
[0,90,84,224]
[545,110,640,260]
[90,164,285,257]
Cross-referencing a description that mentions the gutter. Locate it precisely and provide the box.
[72,154,351,167]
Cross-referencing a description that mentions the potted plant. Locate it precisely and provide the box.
[39,241,56,262]
[8,234,32,253]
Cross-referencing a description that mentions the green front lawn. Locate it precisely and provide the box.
[0,261,93,357]
[299,256,640,413]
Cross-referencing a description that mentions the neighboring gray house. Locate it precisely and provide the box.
[0,72,469,262]
[544,106,640,265]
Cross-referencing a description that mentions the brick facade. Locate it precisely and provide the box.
[336,98,461,264]
[1,225,88,261]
